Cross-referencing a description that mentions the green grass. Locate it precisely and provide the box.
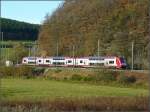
[0,41,34,60]
[1,78,148,101]
[0,40,34,45]
[0,48,13,59]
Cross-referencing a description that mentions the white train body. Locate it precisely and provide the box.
[22,57,37,65]
[22,56,127,69]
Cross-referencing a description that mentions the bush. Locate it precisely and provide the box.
[32,68,45,76]
[83,76,95,81]
[0,66,37,78]
[54,69,62,73]
[16,66,33,77]
[0,66,15,77]
[118,75,136,84]
[71,74,83,81]
[127,76,136,83]
[95,70,116,82]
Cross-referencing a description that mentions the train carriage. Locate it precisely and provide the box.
[22,56,127,69]
[65,57,74,67]
[22,57,37,65]
[52,57,66,67]
[75,57,89,67]
[88,57,105,67]
[37,57,53,66]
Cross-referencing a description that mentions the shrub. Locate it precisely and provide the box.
[32,67,45,76]
[127,76,136,83]
[54,69,62,73]
[118,75,136,84]
[71,74,83,81]
[0,66,36,78]
[63,77,68,80]
[16,66,33,77]
[0,66,15,77]
[95,70,116,82]
[83,76,95,81]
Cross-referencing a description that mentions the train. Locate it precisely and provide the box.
[22,56,127,69]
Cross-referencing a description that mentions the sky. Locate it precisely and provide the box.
[1,1,64,24]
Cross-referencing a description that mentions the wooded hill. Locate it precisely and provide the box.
[38,0,150,69]
[1,18,40,40]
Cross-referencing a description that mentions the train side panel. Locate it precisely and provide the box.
[22,56,127,69]
[22,57,37,65]
[75,58,89,67]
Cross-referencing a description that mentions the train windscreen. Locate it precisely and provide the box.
[120,57,126,63]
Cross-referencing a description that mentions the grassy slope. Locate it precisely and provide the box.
[1,78,148,101]
[0,41,34,59]
[0,48,13,58]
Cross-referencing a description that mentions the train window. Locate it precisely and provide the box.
[109,61,114,64]
[90,63,104,66]
[68,60,72,63]
[39,60,41,62]
[53,57,65,60]
[28,57,37,60]
[120,57,125,63]
[80,60,83,63]
[28,62,36,64]
[97,63,104,66]
[89,57,104,60]
[46,60,50,63]
[53,62,64,65]
[89,63,97,66]
[90,63,94,65]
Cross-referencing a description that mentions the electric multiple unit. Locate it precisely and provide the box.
[22,56,127,69]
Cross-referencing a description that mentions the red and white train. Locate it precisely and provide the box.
[22,56,127,69]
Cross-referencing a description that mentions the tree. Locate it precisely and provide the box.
[10,43,28,64]
[38,0,149,69]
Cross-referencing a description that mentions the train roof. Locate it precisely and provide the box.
[23,56,120,60]
[76,56,117,59]
[23,57,37,59]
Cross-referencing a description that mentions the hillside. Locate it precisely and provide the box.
[38,0,149,69]
[1,18,40,40]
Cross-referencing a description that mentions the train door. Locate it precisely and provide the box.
[44,58,51,66]
[104,61,109,67]
[66,58,74,67]
[105,58,116,68]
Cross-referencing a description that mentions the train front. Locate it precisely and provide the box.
[119,57,127,69]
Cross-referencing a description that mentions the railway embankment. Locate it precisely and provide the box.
[0,66,149,89]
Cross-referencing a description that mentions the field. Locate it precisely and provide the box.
[0,41,34,45]
[0,41,35,61]
[0,48,13,59]
[0,67,149,111]
[0,78,149,111]
[1,78,148,101]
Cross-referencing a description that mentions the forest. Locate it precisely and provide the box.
[38,0,150,69]
[1,18,40,40]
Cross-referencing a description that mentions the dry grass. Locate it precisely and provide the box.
[0,96,149,112]
[124,71,148,81]
[44,69,149,81]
